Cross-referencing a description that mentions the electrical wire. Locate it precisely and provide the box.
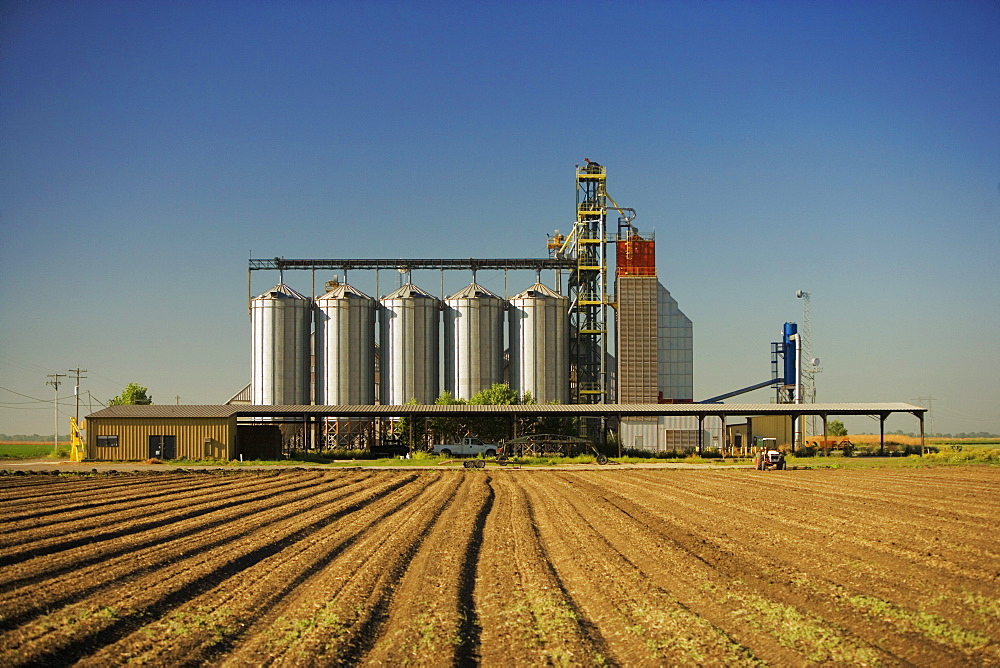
[0,387,78,410]
[0,352,51,375]
[0,386,52,402]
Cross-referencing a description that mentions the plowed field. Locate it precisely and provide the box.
[1,467,997,666]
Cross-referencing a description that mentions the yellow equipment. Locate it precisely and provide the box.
[70,417,86,462]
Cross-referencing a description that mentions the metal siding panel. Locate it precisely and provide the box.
[621,418,659,452]
[380,285,440,405]
[87,418,234,461]
[617,277,658,403]
[444,286,504,400]
[251,286,312,406]
[316,286,376,405]
[509,284,569,404]
[749,415,794,447]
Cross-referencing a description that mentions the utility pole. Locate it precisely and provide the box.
[46,373,66,454]
[68,367,88,424]
[914,396,935,434]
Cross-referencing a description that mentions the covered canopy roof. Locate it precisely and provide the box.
[88,402,926,420]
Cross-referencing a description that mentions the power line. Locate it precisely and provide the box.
[0,386,51,402]
[0,352,50,375]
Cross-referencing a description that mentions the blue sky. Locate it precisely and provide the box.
[2,0,997,435]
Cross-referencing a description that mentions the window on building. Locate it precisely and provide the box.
[97,435,119,448]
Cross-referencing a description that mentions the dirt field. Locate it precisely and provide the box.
[0,467,997,666]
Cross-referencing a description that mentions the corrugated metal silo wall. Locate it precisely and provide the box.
[86,417,236,461]
[508,288,569,404]
[616,276,659,403]
[315,293,376,404]
[251,288,312,405]
[380,289,440,404]
[444,292,504,401]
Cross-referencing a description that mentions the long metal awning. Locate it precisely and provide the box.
[89,402,925,420]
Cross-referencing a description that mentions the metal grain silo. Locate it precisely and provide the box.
[315,283,376,405]
[509,282,569,404]
[444,283,504,400]
[380,283,441,405]
[251,284,312,405]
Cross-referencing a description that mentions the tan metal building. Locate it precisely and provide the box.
[84,402,926,461]
[728,415,796,451]
[86,405,237,461]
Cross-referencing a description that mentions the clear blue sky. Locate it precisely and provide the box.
[2,1,998,436]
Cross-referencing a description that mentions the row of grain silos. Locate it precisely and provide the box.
[250,281,568,407]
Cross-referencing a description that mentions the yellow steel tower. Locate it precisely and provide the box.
[549,159,614,403]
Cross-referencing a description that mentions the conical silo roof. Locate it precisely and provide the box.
[316,283,374,301]
[255,283,309,300]
[511,283,564,300]
[383,283,439,300]
[446,282,502,301]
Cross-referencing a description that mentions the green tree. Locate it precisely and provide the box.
[468,383,522,443]
[828,419,848,437]
[394,399,429,449]
[108,383,153,406]
[469,383,521,406]
[428,391,467,444]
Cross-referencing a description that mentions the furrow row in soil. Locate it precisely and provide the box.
[0,474,281,543]
[72,471,455,666]
[475,472,610,666]
[0,472,419,665]
[725,469,1000,523]
[517,470,762,666]
[359,472,493,665]
[583,470,997,665]
[550,471,917,665]
[215,471,463,665]
[0,470,334,568]
[631,470,999,570]
[0,471,378,628]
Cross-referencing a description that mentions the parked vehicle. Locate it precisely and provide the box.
[371,437,409,458]
[753,437,787,470]
[431,437,498,458]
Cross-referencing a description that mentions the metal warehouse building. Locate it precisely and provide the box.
[85,403,927,462]
[86,405,240,461]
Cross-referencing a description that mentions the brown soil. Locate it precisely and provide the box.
[0,467,997,666]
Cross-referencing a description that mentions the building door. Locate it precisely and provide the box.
[148,435,176,459]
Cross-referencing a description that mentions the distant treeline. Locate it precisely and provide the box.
[0,434,69,442]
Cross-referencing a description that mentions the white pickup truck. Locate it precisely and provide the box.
[431,437,498,458]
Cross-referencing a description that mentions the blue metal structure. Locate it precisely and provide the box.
[782,322,798,396]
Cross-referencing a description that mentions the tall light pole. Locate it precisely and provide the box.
[796,290,822,436]
[46,373,66,454]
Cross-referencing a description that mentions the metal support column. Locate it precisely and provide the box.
[697,414,705,455]
[918,413,925,456]
[879,414,887,455]
[720,414,728,456]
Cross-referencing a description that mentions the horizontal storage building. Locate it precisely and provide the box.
[86,406,237,461]
[83,403,926,461]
